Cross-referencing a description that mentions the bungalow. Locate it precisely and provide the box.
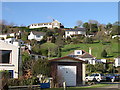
[49,56,86,86]
[68,50,95,64]
[28,31,46,41]
[29,20,64,29]
[0,40,20,78]
[65,28,86,38]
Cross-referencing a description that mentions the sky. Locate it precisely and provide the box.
[1,2,118,28]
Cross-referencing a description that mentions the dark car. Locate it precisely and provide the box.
[114,74,120,81]
[106,74,120,82]
[106,74,115,82]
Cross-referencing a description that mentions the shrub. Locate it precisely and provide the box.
[101,49,107,58]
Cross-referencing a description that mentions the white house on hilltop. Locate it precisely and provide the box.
[65,28,86,38]
[29,20,64,29]
[0,40,20,78]
[28,31,46,41]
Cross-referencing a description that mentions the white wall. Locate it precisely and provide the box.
[0,41,19,78]
[115,58,120,67]
[28,32,44,41]
[65,31,86,38]
[29,24,52,29]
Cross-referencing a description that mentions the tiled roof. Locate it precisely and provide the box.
[66,28,86,31]
[68,50,94,58]
[49,56,86,62]
[31,31,46,36]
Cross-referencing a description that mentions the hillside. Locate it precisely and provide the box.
[61,42,119,59]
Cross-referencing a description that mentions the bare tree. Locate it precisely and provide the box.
[76,20,83,27]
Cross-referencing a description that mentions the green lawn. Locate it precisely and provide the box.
[61,42,119,59]
[43,84,112,90]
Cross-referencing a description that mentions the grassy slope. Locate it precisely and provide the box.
[61,42,119,59]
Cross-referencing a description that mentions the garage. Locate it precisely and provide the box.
[49,56,86,86]
[58,66,76,86]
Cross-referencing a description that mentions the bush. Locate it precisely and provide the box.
[101,49,107,58]
[8,77,39,86]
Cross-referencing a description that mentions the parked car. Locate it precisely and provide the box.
[106,74,120,82]
[105,74,115,82]
[85,73,106,82]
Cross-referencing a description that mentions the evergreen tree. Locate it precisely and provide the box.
[101,49,107,58]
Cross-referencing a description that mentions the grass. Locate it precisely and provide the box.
[43,84,112,90]
[61,42,119,59]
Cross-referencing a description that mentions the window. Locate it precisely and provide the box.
[0,50,12,63]
[67,32,69,34]
[77,52,80,54]
[8,70,13,78]
[36,35,40,37]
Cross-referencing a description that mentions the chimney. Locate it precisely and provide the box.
[89,47,92,55]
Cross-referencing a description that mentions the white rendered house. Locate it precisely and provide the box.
[0,40,20,78]
[28,31,46,41]
[29,20,64,29]
[114,56,120,67]
[65,28,86,38]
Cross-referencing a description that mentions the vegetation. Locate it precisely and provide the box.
[101,49,107,58]
[61,42,118,59]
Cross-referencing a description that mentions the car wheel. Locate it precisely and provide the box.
[97,79,100,82]
[111,78,114,82]
[85,78,89,82]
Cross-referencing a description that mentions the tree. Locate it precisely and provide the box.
[83,37,93,44]
[51,36,56,43]
[94,63,105,73]
[32,44,41,54]
[32,59,50,76]
[76,20,83,27]
[101,49,107,58]
[107,64,115,73]
[86,64,95,73]
[66,36,71,44]
[41,42,58,57]
[22,52,30,63]
[55,35,65,47]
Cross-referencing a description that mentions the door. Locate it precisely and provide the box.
[58,66,76,86]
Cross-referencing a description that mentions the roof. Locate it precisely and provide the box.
[31,31,46,36]
[68,50,94,58]
[49,56,86,63]
[66,28,86,31]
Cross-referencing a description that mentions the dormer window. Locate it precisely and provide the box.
[77,52,80,54]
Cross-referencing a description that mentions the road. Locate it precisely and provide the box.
[97,82,120,90]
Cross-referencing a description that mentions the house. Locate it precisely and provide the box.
[0,40,21,78]
[28,31,46,41]
[65,28,86,38]
[49,56,86,86]
[29,19,64,29]
[114,56,120,67]
[0,31,21,40]
[68,50,96,64]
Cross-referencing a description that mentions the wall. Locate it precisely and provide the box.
[0,41,19,78]
[50,61,83,85]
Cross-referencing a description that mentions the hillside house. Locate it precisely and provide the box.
[65,28,86,38]
[29,20,64,29]
[0,31,21,40]
[0,40,21,78]
[68,50,106,65]
[114,56,120,67]
[28,31,46,41]
[49,56,86,86]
